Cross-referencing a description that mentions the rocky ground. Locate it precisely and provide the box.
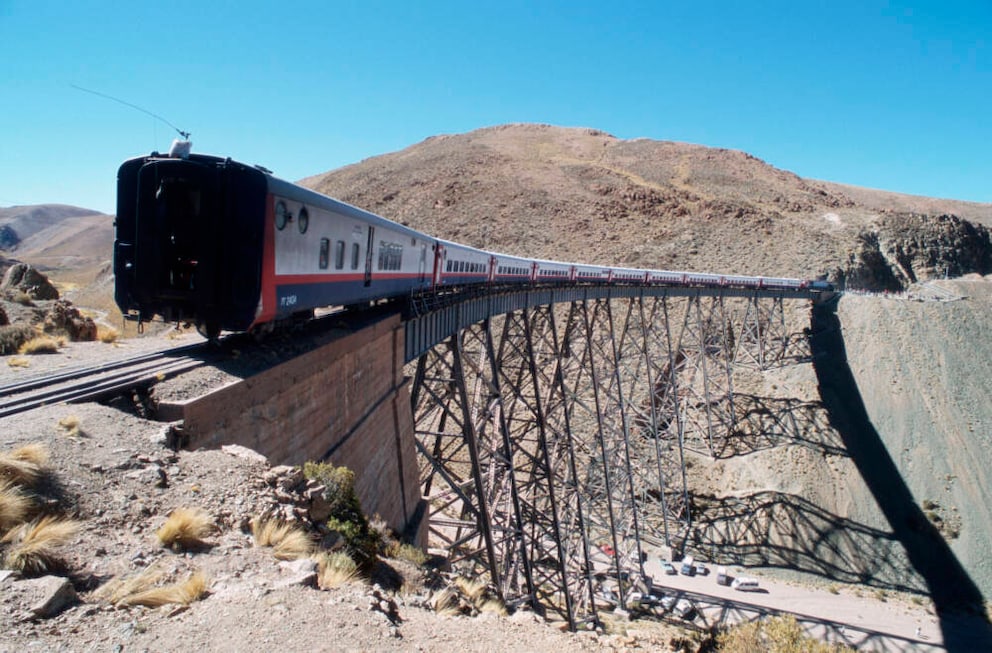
[0,328,692,653]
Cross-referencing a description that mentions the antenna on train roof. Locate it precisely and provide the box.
[71,84,192,156]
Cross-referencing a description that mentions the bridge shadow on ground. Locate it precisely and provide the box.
[690,490,926,595]
[810,299,992,651]
[716,394,847,459]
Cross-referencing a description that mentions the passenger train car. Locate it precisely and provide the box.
[114,150,833,338]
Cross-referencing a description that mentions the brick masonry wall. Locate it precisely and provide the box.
[177,314,425,543]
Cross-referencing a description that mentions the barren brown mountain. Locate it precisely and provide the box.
[302,124,992,290]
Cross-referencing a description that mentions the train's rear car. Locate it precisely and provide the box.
[114,153,268,336]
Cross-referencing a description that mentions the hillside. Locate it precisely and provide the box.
[0,204,113,293]
[302,124,991,290]
[0,204,105,251]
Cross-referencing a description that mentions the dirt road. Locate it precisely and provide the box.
[642,557,962,651]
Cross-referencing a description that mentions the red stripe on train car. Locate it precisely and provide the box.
[251,194,279,328]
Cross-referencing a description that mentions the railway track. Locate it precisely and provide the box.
[0,343,211,418]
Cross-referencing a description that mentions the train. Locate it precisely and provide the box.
[113,149,833,339]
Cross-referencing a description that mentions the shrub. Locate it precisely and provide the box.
[0,324,36,354]
[303,462,379,569]
[6,357,29,368]
[157,507,215,551]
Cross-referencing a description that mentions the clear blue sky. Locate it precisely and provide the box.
[1,1,989,214]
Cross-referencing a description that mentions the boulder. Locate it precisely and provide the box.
[1,263,59,300]
[9,575,78,619]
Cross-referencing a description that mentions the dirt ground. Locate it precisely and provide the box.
[0,330,689,653]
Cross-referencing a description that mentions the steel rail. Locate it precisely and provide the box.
[0,342,206,397]
[0,346,208,419]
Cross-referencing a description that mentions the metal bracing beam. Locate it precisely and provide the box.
[409,292,813,629]
[481,315,537,607]
[602,297,649,584]
[668,295,737,457]
[525,302,600,626]
[490,305,588,623]
[734,295,790,369]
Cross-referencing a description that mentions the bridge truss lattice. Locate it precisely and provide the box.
[408,291,810,629]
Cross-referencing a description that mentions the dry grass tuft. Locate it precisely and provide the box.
[315,551,360,589]
[1,515,81,575]
[6,357,29,368]
[717,615,847,652]
[8,442,49,466]
[18,336,61,355]
[156,507,214,551]
[118,571,209,607]
[251,517,314,560]
[384,540,428,566]
[56,415,82,437]
[431,586,461,616]
[93,567,165,604]
[0,442,49,486]
[95,568,209,607]
[96,326,120,344]
[478,597,509,616]
[0,480,32,533]
[453,576,488,602]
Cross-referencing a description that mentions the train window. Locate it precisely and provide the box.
[319,238,330,270]
[377,241,403,271]
[335,240,345,269]
[275,201,289,230]
[446,260,452,272]
[298,207,309,234]
[351,243,360,270]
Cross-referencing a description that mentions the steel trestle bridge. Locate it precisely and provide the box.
[403,283,830,628]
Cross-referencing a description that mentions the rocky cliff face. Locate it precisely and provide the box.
[836,214,992,291]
